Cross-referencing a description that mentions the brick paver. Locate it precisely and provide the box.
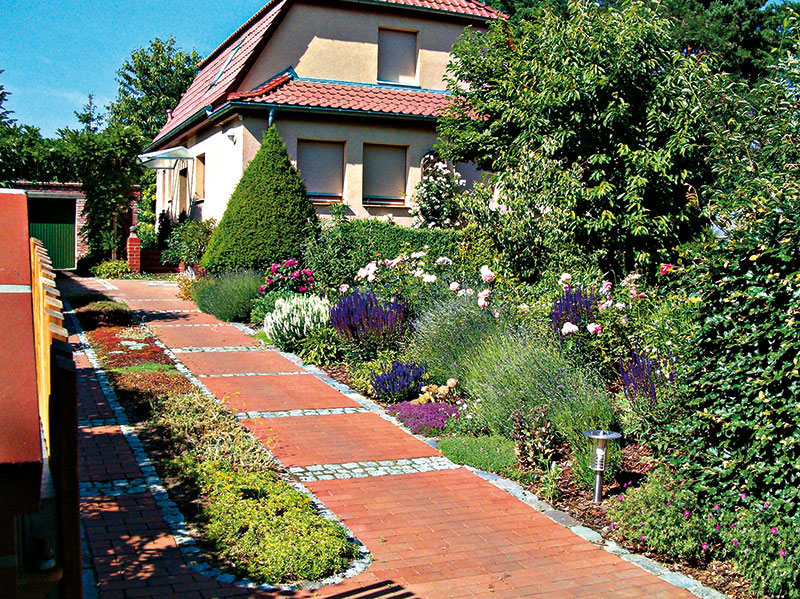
[65,276,698,599]
[206,374,362,412]
[137,310,224,326]
[149,323,259,349]
[178,350,301,375]
[244,413,443,467]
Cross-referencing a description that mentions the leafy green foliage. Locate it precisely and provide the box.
[250,289,294,325]
[438,435,530,482]
[0,124,75,186]
[410,155,464,229]
[0,69,14,126]
[90,260,132,279]
[202,126,319,273]
[74,93,104,133]
[303,211,466,290]
[665,30,800,512]
[439,0,712,277]
[297,328,342,367]
[161,218,216,265]
[107,36,201,141]
[192,271,263,322]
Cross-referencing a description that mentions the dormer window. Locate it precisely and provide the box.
[209,40,244,90]
[378,28,418,85]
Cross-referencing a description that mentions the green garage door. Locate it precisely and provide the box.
[29,198,77,269]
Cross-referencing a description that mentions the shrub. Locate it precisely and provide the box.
[261,258,316,294]
[409,155,464,229]
[510,406,559,472]
[408,295,501,383]
[250,289,293,325]
[263,295,330,352]
[161,218,216,265]
[192,270,263,322]
[303,212,465,290]
[201,126,319,274]
[460,329,617,486]
[156,210,173,249]
[330,291,412,359]
[438,435,527,481]
[370,361,427,403]
[90,259,131,278]
[386,402,459,435]
[346,352,398,397]
[297,327,342,366]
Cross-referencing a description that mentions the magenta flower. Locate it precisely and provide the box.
[258,285,267,294]
[780,549,787,557]
[666,501,672,506]
[701,542,709,551]
[715,524,721,531]
[298,286,307,293]
[641,534,646,542]
[266,278,274,285]
[302,268,313,276]
[271,263,279,274]
[732,539,739,547]
[284,258,297,267]
[740,493,747,500]
[683,510,691,518]
[770,527,778,535]
[713,504,720,511]
[659,263,674,275]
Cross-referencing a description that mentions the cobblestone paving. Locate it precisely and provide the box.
[62,275,724,599]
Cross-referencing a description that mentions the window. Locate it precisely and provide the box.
[378,29,417,85]
[209,40,244,90]
[194,154,206,201]
[178,166,189,214]
[363,144,406,205]
[297,140,344,203]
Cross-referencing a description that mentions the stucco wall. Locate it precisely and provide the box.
[240,2,477,92]
[156,120,245,223]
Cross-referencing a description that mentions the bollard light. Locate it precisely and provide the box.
[583,429,621,503]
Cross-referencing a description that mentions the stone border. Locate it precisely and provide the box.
[288,456,458,482]
[238,407,368,419]
[67,304,373,594]
[232,323,727,599]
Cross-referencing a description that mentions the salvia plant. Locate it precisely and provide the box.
[619,348,676,407]
[263,295,330,352]
[370,360,428,403]
[330,290,412,345]
[551,285,596,343]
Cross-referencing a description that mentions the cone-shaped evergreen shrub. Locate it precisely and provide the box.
[201,126,319,273]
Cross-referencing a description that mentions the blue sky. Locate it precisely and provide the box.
[0,1,267,137]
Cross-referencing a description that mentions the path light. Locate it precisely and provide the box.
[583,430,622,503]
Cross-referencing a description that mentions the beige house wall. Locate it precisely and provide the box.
[155,120,245,223]
[240,2,477,92]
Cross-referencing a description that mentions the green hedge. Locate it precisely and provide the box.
[303,216,492,290]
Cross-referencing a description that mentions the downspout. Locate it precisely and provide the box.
[268,108,276,127]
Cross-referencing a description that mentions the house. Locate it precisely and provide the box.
[142,0,502,226]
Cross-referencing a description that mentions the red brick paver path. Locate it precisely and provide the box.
[64,275,696,599]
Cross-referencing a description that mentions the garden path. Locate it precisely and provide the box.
[64,275,700,599]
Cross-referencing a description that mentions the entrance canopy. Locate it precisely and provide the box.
[137,147,194,170]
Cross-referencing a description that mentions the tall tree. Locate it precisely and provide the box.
[0,69,15,126]
[107,36,201,141]
[75,93,105,133]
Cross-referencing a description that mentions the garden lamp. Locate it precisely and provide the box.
[583,430,621,503]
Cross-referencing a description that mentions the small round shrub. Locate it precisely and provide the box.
[263,295,330,352]
[90,259,132,279]
[297,328,342,366]
[193,271,263,322]
[161,218,216,266]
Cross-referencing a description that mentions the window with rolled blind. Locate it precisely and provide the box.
[363,143,406,205]
[378,29,417,85]
[297,140,344,203]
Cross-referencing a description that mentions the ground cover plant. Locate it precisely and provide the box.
[74,290,361,584]
[386,401,460,435]
[438,435,529,483]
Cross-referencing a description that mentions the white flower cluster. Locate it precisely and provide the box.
[264,295,331,350]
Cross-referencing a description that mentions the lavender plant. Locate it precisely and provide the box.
[370,361,428,403]
[330,290,412,358]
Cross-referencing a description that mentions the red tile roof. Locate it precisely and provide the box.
[152,0,290,144]
[363,0,503,20]
[151,0,501,147]
[228,76,452,117]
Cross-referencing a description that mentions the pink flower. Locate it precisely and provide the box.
[258,285,267,294]
[732,539,739,547]
[599,280,613,296]
[587,323,602,335]
[715,524,721,531]
[266,278,274,285]
[284,258,297,267]
[659,263,674,275]
[290,270,301,279]
[713,504,720,511]
[302,268,313,276]
[741,493,748,500]
[477,288,491,308]
[771,527,778,535]
[701,542,709,551]
[598,299,613,311]
[480,265,496,284]
[298,286,307,293]
[780,549,787,557]
[561,322,579,335]
[338,284,350,293]
[683,510,691,518]
[271,263,279,274]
